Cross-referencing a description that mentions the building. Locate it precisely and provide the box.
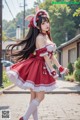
[57,34,80,68]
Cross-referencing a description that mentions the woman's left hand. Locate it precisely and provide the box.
[65,68,69,75]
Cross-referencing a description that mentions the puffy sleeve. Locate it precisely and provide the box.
[36,47,48,57]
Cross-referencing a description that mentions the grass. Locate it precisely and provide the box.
[0,70,13,90]
[0,81,13,90]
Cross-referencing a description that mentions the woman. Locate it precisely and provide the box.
[6,9,69,120]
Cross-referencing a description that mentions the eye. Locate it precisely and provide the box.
[42,20,45,24]
[42,22,45,25]
[46,20,49,23]
[46,19,49,23]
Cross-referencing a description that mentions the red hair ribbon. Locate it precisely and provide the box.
[28,17,35,28]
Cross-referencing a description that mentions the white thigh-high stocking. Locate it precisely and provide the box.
[29,100,38,120]
[32,108,38,120]
[23,98,40,120]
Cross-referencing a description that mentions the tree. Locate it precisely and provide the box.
[2,0,79,46]
[40,0,79,46]
[2,31,7,41]
[67,3,80,29]
[2,8,34,38]
[34,0,42,7]
[73,8,80,17]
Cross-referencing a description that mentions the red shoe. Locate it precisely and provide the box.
[19,117,24,120]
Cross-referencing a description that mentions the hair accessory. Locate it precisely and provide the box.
[25,15,35,28]
[25,14,34,21]
[33,9,49,27]
[25,9,49,28]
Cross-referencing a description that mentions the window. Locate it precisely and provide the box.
[68,48,77,63]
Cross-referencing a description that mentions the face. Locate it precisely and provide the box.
[40,18,50,32]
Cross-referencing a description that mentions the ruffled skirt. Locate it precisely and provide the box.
[6,54,58,92]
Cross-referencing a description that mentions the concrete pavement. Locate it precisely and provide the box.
[0,80,80,120]
[0,93,80,120]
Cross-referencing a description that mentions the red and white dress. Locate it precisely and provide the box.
[6,43,58,92]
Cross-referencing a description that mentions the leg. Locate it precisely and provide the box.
[36,91,45,102]
[30,89,38,120]
[29,88,36,103]
[23,89,45,120]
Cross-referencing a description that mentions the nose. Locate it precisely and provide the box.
[45,22,48,26]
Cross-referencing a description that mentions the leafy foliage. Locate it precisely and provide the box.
[73,8,80,17]
[74,58,80,83]
[74,70,80,82]
[3,70,10,83]
[68,63,74,75]
[64,74,75,82]
[2,0,80,46]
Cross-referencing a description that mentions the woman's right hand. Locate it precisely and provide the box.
[51,70,59,79]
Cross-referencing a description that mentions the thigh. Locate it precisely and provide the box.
[36,91,45,101]
[30,88,36,98]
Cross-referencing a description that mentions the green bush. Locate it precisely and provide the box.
[3,70,10,83]
[74,58,80,69]
[74,57,80,83]
[64,74,75,82]
[74,70,80,83]
[67,63,74,75]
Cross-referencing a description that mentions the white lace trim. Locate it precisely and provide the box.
[40,52,48,56]
[6,66,58,92]
[60,68,67,74]
[36,44,57,52]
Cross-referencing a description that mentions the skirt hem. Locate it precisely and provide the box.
[6,66,59,92]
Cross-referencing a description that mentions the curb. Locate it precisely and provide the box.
[3,90,80,94]
[0,84,15,95]
[1,80,80,95]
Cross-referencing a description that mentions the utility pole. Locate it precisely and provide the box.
[0,0,4,88]
[20,0,27,38]
[23,0,25,38]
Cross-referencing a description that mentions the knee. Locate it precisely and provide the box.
[36,92,45,102]
[36,96,44,102]
[41,95,45,101]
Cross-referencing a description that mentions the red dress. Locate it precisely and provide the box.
[6,43,58,92]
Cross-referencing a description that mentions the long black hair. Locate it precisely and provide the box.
[6,16,52,62]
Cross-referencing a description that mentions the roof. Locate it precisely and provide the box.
[57,34,80,49]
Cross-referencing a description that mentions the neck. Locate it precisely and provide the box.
[40,30,47,35]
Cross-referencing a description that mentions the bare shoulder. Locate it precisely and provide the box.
[36,34,45,43]
[36,34,45,49]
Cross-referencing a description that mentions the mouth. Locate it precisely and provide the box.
[46,27,49,30]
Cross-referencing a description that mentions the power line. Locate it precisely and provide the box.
[4,0,15,19]
[17,0,22,12]
[20,0,27,37]
[11,0,17,12]
[17,0,19,5]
